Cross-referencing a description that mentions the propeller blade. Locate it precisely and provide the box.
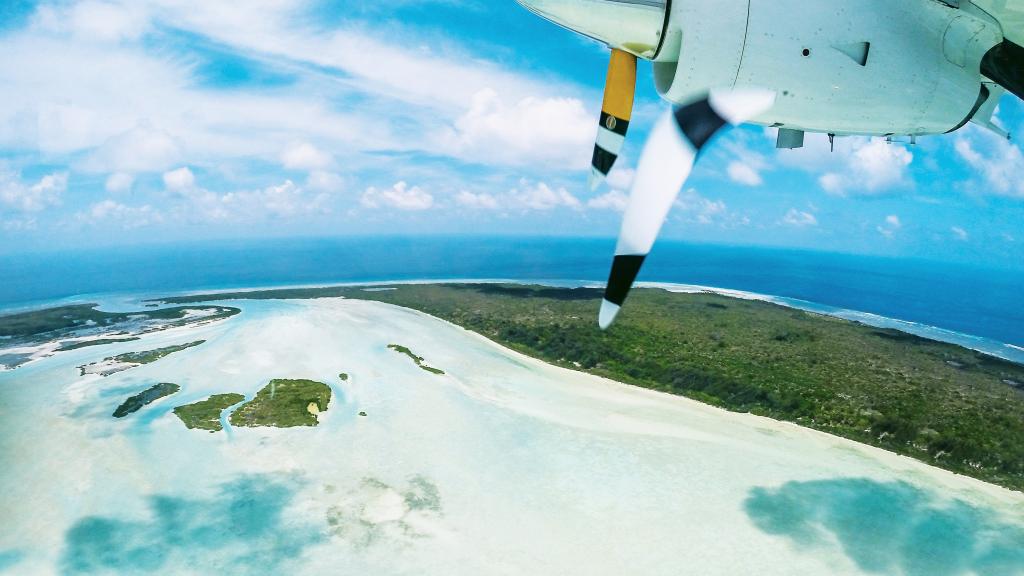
[590,49,637,190]
[599,88,776,329]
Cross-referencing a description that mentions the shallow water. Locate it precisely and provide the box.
[1,298,1022,575]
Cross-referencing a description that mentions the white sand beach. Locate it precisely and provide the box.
[1,297,1021,575]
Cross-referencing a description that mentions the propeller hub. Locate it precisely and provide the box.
[516,0,668,59]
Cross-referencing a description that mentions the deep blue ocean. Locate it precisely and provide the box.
[1,236,1021,348]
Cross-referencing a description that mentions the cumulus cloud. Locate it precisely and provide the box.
[455,190,500,210]
[281,142,333,171]
[588,190,629,212]
[605,167,635,191]
[361,181,434,211]
[727,161,764,186]
[782,208,818,227]
[672,189,736,225]
[773,131,914,196]
[0,170,66,212]
[81,199,161,228]
[877,214,902,238]
[162,166,195,191]
[454,180,582,212]
[438,89,593,169]
[951,226,969,241]
[105,172,134,193]
[954,134,1024,198]
[507,179,580,211]
[819,139,913,195]
[84,126,182,173]
[220,180,329,219]
[174,179,329,222]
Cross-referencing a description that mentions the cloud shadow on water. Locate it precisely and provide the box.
[0,549,25,573]
[744,478,1024,576]
[62,474,323,575]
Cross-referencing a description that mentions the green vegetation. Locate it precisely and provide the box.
[109,340,205,365]
[387,344,445,375]
[338,373,349,381]
[78,340,207,376]
[112,383,180,418]
[230,379,332,428]
[58,337,141,351]
[173,393,245,432]
[158,283,1024,491]
[0,304,238,340]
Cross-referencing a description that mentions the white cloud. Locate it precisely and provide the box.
[727,161,763,186]
[673,189,733,225]
[456,190,500,210]
[588,190,629,212]
[507,179,580,211]
[455,180,583,212]
[605,167,635,191]
[281,142,333,171]
[774,132,914,196]
[162,166,195,191]
[82,199,161,228]
[438,89,593,169]
[782,208,818,227]
[105,172,134,193]
[954,135,1024,198]
[951,226,969,241]
[0,0,589,184]
[174,179,329,222]
[0,170,66,212]
[85,125,182,173]
[361,181,434,211]
[877,214,902,238]
[34,1,150,43]
[220,180,329,219]
[818,139,913,195]
[306,170,344,193]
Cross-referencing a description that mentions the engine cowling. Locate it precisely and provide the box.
[515,0,669,59]
[655,0,1004,136]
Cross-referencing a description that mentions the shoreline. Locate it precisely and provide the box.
[4,278,1021,367]
[143,278,1024,365]
[378,299,1024,505]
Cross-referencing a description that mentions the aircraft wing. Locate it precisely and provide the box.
[971,0,1024,46]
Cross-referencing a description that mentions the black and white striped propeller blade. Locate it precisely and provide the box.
[599,89,776,329]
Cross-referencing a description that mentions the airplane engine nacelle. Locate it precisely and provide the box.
[655,0,1004,136]
[516,0,669,59]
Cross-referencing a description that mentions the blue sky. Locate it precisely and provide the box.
[0,0,1022,269]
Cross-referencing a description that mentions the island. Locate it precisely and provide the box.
[112,383,181,418]
[57,337,141,352]
[387,344,445,375]
[172,393,245,432]
[157,283,1024,491]
[229,379,332,428]
[78,341,206,376]
[0,304,239,370]
[338,373,349,381]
